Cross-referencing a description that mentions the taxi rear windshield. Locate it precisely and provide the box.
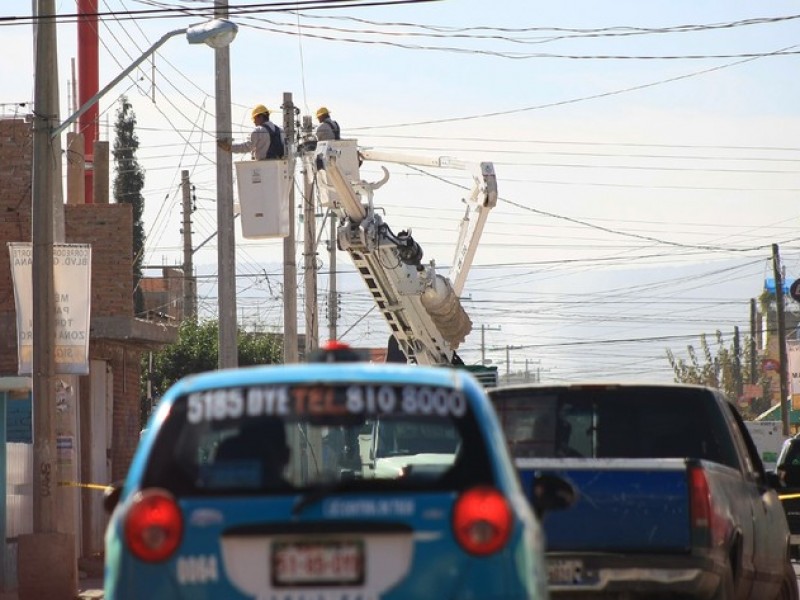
[142,381,493,496]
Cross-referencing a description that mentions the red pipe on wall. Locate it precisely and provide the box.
[77,0,99,204]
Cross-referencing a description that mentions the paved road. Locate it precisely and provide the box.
[3,563,800,599]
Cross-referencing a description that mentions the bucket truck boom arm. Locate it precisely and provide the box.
[313,141,496,365]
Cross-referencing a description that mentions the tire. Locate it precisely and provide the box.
[777,558,799,600]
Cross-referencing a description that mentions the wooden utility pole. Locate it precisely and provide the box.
[282,92,299,363]
[773,244,791,436]
[181,170,197,320]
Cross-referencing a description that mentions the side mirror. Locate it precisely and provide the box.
[103,482,123,514]
[530,472,577,519]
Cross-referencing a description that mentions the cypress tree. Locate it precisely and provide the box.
[112,95,146,316]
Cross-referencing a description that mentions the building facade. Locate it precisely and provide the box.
[0,118,177,588]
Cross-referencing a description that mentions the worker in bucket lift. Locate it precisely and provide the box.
[315,106,341,141]
[217,104,285,160]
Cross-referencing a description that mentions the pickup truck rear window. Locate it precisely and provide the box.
[141,382,493,496]
[489,385,740,468]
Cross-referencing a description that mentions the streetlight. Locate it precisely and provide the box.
[52,18,238,138]
[26,16,237,598]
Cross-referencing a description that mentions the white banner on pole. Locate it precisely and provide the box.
[8,242,92,375]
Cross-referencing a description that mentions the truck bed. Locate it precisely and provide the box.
[517,458,692,552]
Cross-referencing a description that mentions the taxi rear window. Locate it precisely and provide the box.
[142,381,493,496]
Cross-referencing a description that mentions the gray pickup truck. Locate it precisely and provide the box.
[488,382,798,600]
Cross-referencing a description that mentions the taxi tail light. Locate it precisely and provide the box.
[452,486,513,556]
[124,488,183,563]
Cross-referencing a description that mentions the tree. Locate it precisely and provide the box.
[667,330,770,420]
[112,95,146,316]
[142,319,283,425]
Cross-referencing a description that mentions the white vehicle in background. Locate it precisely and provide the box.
[358,418,459,478]
[745,420,786,471]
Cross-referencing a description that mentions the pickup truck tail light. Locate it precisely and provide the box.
[689,465,724,547]
[452,486,512,556]
[124,488,183,562]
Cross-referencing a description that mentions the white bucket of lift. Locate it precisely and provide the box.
[316,139,361,210]
[235,159,291,238]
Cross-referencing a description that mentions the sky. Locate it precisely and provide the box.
[3,0,800,385]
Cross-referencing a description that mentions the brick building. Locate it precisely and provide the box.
[0,118,177,583]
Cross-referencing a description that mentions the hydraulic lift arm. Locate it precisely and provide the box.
[313,142,496,365]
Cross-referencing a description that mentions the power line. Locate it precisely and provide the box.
[1,0,441,26]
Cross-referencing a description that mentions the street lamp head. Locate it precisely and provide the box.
[186,19,238,49]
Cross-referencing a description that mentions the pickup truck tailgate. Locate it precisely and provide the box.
[518,458,691,552]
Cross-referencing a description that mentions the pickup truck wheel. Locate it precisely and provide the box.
[778,558,799,600]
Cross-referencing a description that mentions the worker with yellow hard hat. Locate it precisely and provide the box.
[217,103,285,160]
[315,106,341,142]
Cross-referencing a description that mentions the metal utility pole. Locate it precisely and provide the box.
[181,170,197,320]
[773,244,790,436]
[301,115,318,353]
[215,0,237,369]
[282,92,299,363]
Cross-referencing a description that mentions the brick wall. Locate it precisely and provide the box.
[91,341,143,479]
[0,117,143,475]
[66,204,133,317]
[0,120,33,374]
[0,118,33,221]
[0,120,135,351]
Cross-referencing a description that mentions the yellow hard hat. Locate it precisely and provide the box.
[316,106,330,119]
[251,104,269,120]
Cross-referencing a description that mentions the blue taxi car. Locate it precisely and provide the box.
[104,360,568,599]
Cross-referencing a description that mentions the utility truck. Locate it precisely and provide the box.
[312,140,497,366]
[310,140,498,479]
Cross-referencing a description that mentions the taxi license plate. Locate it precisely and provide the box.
[272,540,364,587]
[547,558,583,585]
